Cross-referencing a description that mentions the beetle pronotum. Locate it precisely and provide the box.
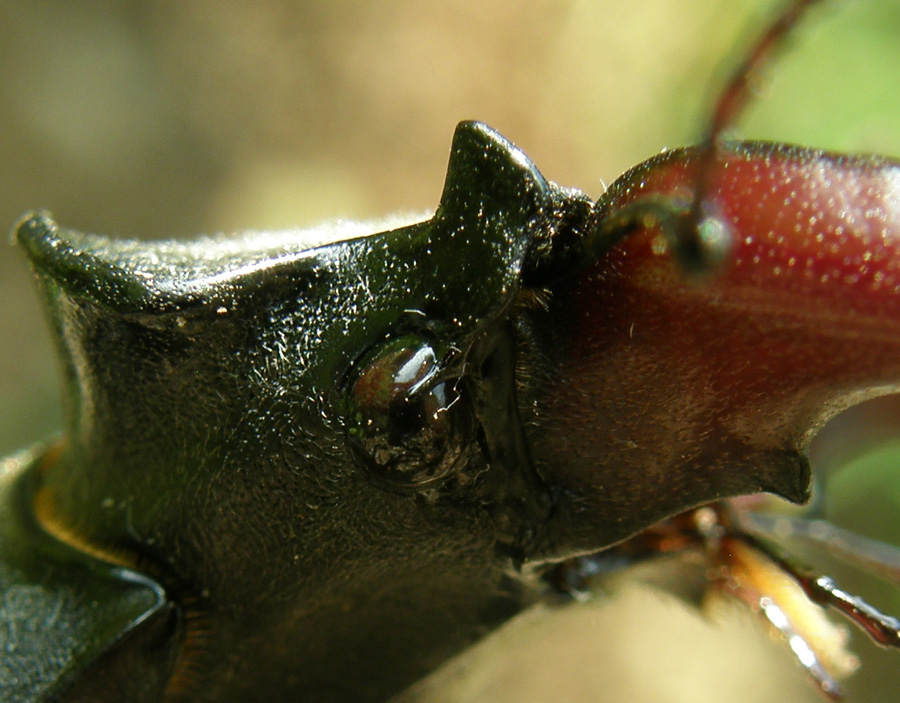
[1,1,900,703]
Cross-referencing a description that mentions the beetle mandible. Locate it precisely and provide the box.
[1,1,900,698]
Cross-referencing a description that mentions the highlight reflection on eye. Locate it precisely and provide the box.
[346,335,471,489]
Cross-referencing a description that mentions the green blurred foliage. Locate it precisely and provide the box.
[0,1,898,702]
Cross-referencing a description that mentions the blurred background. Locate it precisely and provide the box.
[1,0,899,701]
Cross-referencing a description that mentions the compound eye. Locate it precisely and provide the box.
[346,335,471,489]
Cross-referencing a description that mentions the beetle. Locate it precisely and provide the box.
[2,1,900,702]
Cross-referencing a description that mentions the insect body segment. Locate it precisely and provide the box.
[0,446,176,702]
[518,140,900,569]
[2,122,584,702]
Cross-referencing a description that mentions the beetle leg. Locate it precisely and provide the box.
[744,512,900,587]
[708,529,856,700]
[681,0,825,273]
[728,527,900,651]
[544,495,900,699]
[583,0,830,276]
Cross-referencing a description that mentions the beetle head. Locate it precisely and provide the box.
[13,122,582,700]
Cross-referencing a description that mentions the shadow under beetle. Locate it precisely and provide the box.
[3,0,900,701]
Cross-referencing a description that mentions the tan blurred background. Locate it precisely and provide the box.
[1,1,900,701]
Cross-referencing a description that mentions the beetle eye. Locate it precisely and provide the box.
[346,336,472,489]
